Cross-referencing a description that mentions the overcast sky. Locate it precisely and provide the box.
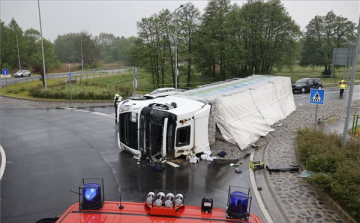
[1,0,359,42]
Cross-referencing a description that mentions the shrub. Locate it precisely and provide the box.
[310,173,332,193]
[104,55,115,64]
[296,128,360,221]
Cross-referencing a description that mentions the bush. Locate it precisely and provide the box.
[104,55,115,64]
[321,69,331,76]
[296,128,360,221]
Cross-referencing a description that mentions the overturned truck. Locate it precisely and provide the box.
[117,75,296,159]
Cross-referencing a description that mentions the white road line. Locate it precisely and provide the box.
[249,152,274,223]
[91,112,113,118]
[60,107,114,119]
[0,145,6,180]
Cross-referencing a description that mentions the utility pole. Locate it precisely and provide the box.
[81,40,84,71]
[16,35,21,70]
[174,4,184,89]
[342,16,360,147]
[37,0,47,90]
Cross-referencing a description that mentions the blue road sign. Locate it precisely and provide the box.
[2,68,9,75]
[310,89,325,105]
[69,72,72,79]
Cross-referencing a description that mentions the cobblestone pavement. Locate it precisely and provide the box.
[257,100,360,223]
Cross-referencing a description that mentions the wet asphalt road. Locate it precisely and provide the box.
[293,85,360,105]
[1,85,358,223]
[0,104,266,223]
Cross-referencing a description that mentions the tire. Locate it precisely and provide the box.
[29,74,31,77]
[301,87,306,93]
[21,74,23,77]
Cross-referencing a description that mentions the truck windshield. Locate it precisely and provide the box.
[119,112,138,149]
[146,109,166,156]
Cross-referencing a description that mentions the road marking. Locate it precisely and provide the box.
[0,145,6,180]
[60,107,114,119]
[249,152,274,223]
[91,112,113,118]
[166,161,180,168]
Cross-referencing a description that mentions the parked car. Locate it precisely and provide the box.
[292,78,322,93]
[14,70,31,77]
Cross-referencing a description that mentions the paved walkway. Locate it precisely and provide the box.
[254,100,360,223]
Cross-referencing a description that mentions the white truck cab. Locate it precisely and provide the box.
[117,96,211,159]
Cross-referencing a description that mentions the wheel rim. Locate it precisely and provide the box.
[301,88,305,93]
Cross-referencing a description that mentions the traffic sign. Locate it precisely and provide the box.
[69,72,72,79]
[310,89,325,105]
[1,68,11,78]
[2,68,9,74]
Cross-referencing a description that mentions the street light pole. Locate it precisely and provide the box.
[37,0,47,90]
[81,40,84,71]
[16,35,21,70]
[174,4,184,89]
[342,16,360,147]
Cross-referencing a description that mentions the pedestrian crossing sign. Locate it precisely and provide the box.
[310,89,324,105]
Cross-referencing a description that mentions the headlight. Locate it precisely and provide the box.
[122,104,131,112]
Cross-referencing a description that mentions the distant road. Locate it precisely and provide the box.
[0,67,132,88]
[294,85,360,106]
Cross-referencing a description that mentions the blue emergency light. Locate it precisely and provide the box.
[226,186,252,220]
[79,179,104,210]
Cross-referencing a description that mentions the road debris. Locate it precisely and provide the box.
[266,164,299,172]
[235,168,242,174]
[166,161,180,168]
[217,151,227,157]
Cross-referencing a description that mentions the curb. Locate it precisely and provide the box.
[294,140,357,223]
[0,94,113,106]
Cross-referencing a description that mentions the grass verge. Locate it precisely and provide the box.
[296,128,360,221]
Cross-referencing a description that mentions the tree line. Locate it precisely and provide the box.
[129,0,356,88]
[1,0,356,89]
[0,18,59,72]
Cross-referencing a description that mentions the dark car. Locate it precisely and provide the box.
[292,78,323,93]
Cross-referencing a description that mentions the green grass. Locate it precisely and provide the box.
[0,69,155,100]
[272,64,360,84]
[1,65,360,100]
[0,78,67,100]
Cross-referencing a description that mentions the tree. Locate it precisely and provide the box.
[0,18,59,82]
[1,18,23,70]
[195,0,231,79]
[135,10,175,88]
[300,11,357,75]
[96,32,116,59]
[54,33,78,63]
[78,31,101,68]
[237,0,301,74]
[177,3,201,86]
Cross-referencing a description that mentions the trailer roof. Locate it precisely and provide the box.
[176,75,287,102]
